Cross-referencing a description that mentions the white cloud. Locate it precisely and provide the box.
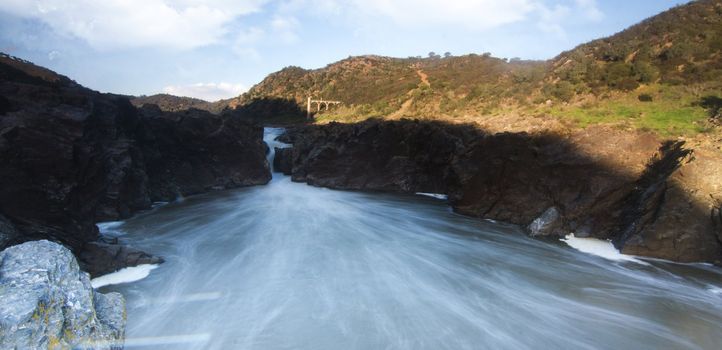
[575,0,604,21]
[270,15,300,43]
[325,0,537,30]
[162,82,247,101]
[228,14,299,59]
[231,27,264,59]
[536,4,572,37]
[534,0,603,37]
[0,0,269,50]
[47,50,60,61]
[280,0,603,35]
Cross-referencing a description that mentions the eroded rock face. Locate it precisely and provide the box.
[0,55,271,268]
[615,143,722,262]
[273,147,293,175]
[0,240,125,349]
[280,119,722,263]
[288,120,464,193]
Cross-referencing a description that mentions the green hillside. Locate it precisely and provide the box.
[227,0,722,135]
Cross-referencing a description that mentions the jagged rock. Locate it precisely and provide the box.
[0,240,125,349]
[287,120,461,194]
[280,119,722,263]
[528,207,561,237]
[79,242,165,278]
[273,147,293,175]
[615,142,722,263]
[0,54,271,272]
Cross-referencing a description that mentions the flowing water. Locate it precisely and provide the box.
[103,128,722,350]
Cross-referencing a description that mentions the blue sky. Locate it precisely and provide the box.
[0,0,684,101]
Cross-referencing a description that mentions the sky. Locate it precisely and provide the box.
[0,0,686,101]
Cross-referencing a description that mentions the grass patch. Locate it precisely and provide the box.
[539,85,716,136]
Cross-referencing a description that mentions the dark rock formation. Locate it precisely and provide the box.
[288,120,466,193]
[0,54,271,272]
[280,119,722,263]
[80,242,165,277]
[273,147,293,175]
[0,215,17,248]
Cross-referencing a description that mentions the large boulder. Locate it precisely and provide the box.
[0,240,125,349]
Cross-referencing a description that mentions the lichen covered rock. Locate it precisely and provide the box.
[0,240,125,349]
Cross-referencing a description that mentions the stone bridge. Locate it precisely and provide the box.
[307,97,342,117]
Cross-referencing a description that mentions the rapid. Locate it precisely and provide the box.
[101,128,722,350]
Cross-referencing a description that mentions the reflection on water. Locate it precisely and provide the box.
[104,128,722,350]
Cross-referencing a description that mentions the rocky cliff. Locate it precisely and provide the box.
[0,240,125,349]
[0,54,271,275]
[276,120,722,264]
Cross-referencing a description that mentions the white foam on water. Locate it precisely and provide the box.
[97,221,125,233]
[416,192,448,200]
[137,292,224,307]
[708,287,722,295]
[91,264,160,289]
[104,128,722,350]
[123,333,212,347]
[561,234,645,263]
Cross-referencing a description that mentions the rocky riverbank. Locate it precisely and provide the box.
[0,240,125,349]
[276,119,722,264]
[0,54,271,276]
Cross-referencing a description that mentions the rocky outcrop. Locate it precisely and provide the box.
[0,240,125,349]
[0,54,271,272]
[273,147,293,175]
[280,119,722,263]
[80,242,165,278]
[287,120,465,193]
[614,142,722,262]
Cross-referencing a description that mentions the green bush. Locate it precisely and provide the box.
[633,61,660,83]
[605,62,637,90]
[552,81,576,102]
[638,94,654,102]
[616,78,640,91]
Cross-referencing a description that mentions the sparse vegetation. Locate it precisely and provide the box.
[224,0,722,137]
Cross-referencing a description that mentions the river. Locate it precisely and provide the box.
[101,128,722,349]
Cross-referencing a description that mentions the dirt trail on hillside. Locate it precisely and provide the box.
[416,69,430,87]
[388,98,415,119]
[388,67,430,119]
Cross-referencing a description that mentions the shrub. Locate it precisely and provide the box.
[616,78,640,91]
[638,94,654,102]
[555,81,576,102]
[605,62,637,90]
[699,95,722,119]
[633,61,659,83]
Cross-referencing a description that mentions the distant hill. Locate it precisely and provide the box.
[227,0,722,135]
[231,54,546,120]
[131,94,231,114]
